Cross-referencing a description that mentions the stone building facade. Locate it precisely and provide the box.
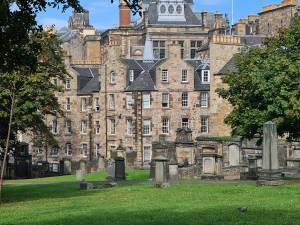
[27,0,300,175]
[232,0,299,36]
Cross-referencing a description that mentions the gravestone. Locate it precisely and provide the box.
[257,121,284,186]
[98,157,105,171]
[168,164,178,181]
[64,160,71,175]
[106,159,115,181]
[153,156,169,188]
[76,169,84,182]
[80,161,86,175]
[115,157,125,180]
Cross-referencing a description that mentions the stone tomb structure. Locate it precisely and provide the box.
[152,128,300,180]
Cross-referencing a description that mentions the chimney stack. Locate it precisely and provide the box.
[119,0,131,27]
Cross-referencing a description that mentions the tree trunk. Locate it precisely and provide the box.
[0,94,15,203]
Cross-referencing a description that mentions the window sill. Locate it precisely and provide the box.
[181,81,189,84]
[143,134,152,137]
[161,81,169,84]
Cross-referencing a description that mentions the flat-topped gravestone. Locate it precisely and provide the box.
[257,121,284,186]
[106,159,115,180]
[76,169,84,182]
[153,156,169,188]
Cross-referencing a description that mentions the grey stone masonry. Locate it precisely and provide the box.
[257,121,284,186]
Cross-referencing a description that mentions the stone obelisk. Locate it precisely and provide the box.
[257,121,284,186]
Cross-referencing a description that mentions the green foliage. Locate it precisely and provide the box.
[217,18,300,140]
[0,31,68,148]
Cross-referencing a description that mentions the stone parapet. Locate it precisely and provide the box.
[211,35,241,45]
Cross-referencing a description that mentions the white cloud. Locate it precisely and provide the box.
[41,18,67,29]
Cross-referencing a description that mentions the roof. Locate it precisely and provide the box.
[185,59,210,91]
[147,2,201,26]
[217,57,238,75]
[122,59,164,92]
[71,66,100,94]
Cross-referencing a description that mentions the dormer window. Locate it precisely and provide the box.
[129,70,134,82]
[201,70,210,83]
[110,71,116,84]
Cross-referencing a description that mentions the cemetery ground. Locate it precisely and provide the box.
[1,170,300,225]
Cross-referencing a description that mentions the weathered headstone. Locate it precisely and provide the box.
[257,121,284,186]
[64,160,71,175]
[169,164,178,181]
[106,159,115,180]
[153,156,169,188]
[76,169,84,182]
[98,157,105,171]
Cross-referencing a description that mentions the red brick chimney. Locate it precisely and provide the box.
[119,0,131,27]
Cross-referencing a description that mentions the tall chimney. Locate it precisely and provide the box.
[119,0,131,27]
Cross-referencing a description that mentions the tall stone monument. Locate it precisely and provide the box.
[257,121,284,186]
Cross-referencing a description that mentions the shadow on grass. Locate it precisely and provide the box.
[2,179,150,204]
[9,206,300,225]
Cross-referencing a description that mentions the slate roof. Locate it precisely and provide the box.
[148,2,201,26]
[217,57,238,75]
[122,59,165,92]
[72,67,100,94]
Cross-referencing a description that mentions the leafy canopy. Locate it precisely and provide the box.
[217,18,300,140]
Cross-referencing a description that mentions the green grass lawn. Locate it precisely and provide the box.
[1,170,300,225]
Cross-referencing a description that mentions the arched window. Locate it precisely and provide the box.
[110,71,116,84]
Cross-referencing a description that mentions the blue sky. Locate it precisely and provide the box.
[37,0,298,30]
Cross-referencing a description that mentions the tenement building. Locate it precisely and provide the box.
[27,0,299,176]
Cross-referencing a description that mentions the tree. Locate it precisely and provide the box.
[217,18,300,140]
[0,30,69,201]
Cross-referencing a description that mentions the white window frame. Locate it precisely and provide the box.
[201,116,209,134]
[110,71,116,84]
[162,93,169,108]
[51,120,58,134]
[126,94,134,109]
[182,118,189,129]
[127,119,133,136]
[66,97,71,111]
[143,93,151,109]
[161,69,168,82]
[80,120,87,134]
[162,118,169,134]
[201,70,210,83]
[65,143,72,156]
[143,146,152,163]
[50,147,59,156]
[109,118,116,135]
[95,143,101,157]
[129,70,134,82]
[182,92,189,107]
[143,119,151,135]
[200,92,209,108]
[65,120,72,134]
[81,97,87,112]
[65,79,71,90]
[94,97,100,112]
[181,69,188,82]
[95,121,100,134]
[108,94,115,110]
[81,143,88,157]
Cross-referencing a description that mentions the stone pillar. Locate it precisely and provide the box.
[257,121,284,186]
[153,156,169,188]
